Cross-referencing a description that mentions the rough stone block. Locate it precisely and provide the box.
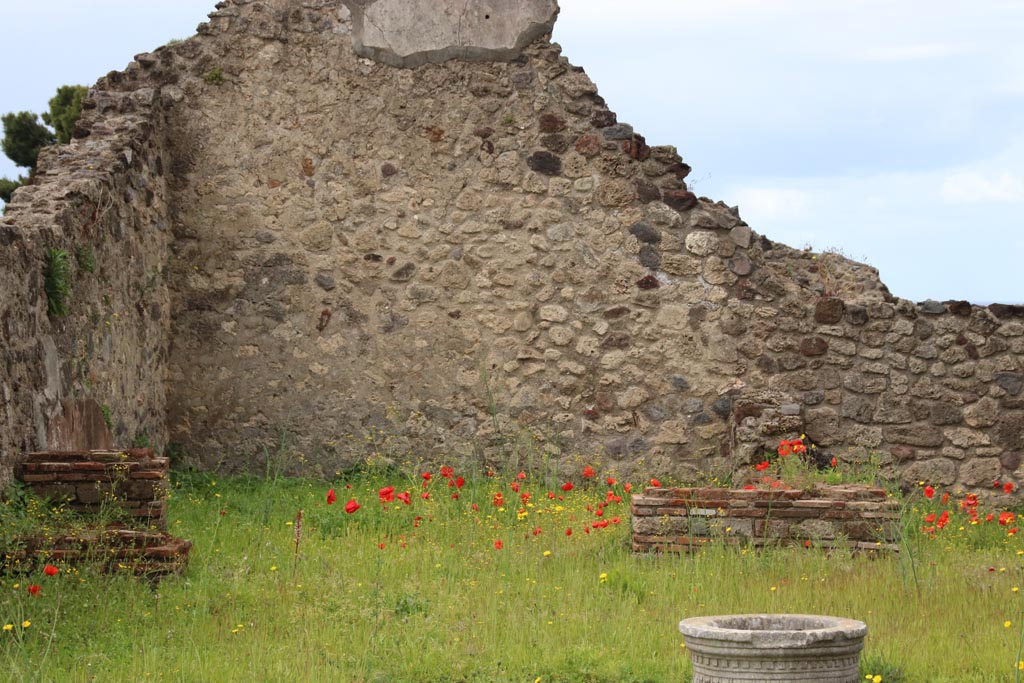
[345,0,558,68]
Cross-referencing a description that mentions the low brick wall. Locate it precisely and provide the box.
[16,449,169,530]
[631,485,900,553]
[12,529,191,577]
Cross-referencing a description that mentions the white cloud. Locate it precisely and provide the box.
[731,188,812,222]
[856,43,973,62]
[941,171,1024,203]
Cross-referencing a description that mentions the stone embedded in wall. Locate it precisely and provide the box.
[995,372,1024,396]
[815,297,846,324]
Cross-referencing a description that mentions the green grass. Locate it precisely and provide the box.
[2,470,1022,683]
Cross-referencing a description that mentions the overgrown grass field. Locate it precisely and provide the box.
[2,466,1022,682]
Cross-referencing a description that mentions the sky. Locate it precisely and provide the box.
[2,0,1022,304]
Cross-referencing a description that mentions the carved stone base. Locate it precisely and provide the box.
[679,614,866,682]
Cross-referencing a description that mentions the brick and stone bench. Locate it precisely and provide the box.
[17,449,169,530]
[10,528,192,578]
[12,449,191,577]
[631,485,900,553]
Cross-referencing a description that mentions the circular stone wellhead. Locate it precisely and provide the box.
[678,614,867,683]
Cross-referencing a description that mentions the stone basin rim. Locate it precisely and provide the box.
[679,613,867,645]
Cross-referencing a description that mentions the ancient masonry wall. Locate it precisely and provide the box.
[0,80,173,486]
[1,0,1021,496]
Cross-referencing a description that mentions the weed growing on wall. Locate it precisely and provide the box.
[73,246,95,274]
[43,247,71,317]
[202,68,225,85]
[99,404,113,431]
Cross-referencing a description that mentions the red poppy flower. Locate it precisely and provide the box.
[396,491,411,505]
[743,485,757,490]
[421,472,432,481]
[923,485,935,499]
[456,476,465,489]
[510,482,520,493]
[611,516,621,524]
[421,492,430,500]
[43,564,59,577]
[792,441,807,454]
[378,543,386,549]
[561,482,574,492]
[493,493,504,507]
[986,513,995,522]
[378,486,395,503]
[345,499,360,514]
[1005,482,1015,494]
[451,493,459,500]
[755,461,770,471]
[565,528,572,536]
[520,493,531,504]
[650,478,661,487]
[27,584,41,596]
[440,466,453,479]
[326,488,337,505]
[940,492,949,505]
[804,540,812,548]
[517,471,526,480]
[924,513,936,523]
[777,442,793,457]
[532,526,542,536]
[606,477,616,486]
[1010,527,1019,536]
[595,508,604,517]
[624,483,632,493]
[582,466,596,478]
[999,511,1016,526]
[494,540,503,550]
[995,480,1002,488]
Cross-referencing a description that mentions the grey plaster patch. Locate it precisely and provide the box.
[343,0,559,67]
[41,336,61,402]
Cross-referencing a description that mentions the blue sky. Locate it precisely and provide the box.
[3,0,1021,303]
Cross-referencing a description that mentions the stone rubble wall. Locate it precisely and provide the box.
[733,295,1024,492]
[0,0,1021,496]
[0,80,173,488]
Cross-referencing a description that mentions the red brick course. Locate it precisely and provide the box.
[17,449,170,530]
